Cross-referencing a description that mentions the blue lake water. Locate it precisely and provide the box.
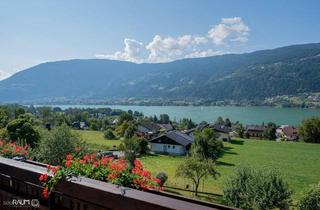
[41,105,320,126]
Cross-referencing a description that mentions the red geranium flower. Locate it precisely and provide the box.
[39,174,49,182]
[66,154,73,161]
[42,187,49,199]
[65,160,72,168]
[134,159,143,169]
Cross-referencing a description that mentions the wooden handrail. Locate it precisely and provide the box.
[0,157,238,210]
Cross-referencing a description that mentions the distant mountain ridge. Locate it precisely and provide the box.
[1,43,320,104]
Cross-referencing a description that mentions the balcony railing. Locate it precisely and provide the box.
[0,157,237,210]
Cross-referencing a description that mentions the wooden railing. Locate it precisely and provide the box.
[0,157,238,210]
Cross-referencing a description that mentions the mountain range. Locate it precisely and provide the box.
[1,43,320,104]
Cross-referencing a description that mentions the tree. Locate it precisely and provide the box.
[38,107,54,124]
[115,120,136,138]
[6,114,40,148]
[55,112,71,126]
[225,118,232,127]
[159,114,170,124]
[89,118,102,130]
[14,107,26,118]
[191,128,223,160]
[119,137,148,167]
[223,167,292,210]
[152,115,158,122]
[299,117,320,143]
[124,122,137,139]
[263,122,277,140]
[180,118,196,130]
[216,116,224,125]
[102,117,110,130]
[104,129,116,140]
[36,124,85,165]
[235,123,245,138]
[298,182,320,210]
[176,157,217,196]
[117,112,134,125]
[0,107,9,129]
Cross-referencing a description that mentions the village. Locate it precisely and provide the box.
[73,116,299,156]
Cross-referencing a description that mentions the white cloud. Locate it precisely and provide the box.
[184,49,222,59]
[96,17,249,63]
[146,35,211,62]
[0,70,10,80]
[96,38,144,63]
[208,17,249,45]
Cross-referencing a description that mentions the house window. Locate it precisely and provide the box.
[173,145,175,149]
[168,145,171,148]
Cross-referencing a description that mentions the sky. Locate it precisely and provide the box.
[0,0,320,80]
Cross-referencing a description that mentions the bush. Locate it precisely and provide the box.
[223,167,292,210]
[299,182,320,210]
[104,129,116,140]
[156,172,168,187]
[36,124,86,165]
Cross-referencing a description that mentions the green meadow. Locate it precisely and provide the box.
[140,138,320,203]
[76,130,320,204]
[76,130,121,150]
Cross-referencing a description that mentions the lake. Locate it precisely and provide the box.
[41,105,320,126]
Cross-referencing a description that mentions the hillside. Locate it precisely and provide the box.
[1,43,320,103]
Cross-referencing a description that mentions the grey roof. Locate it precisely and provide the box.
[196,121,209,131]
[151,130,194,146]
[208,123,231,133]
[165,131,194,146]
[246,125,266,132]
[158,123,174,131]
[139,121,162,132]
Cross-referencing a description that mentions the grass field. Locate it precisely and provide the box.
[75,130,121,150]
[140,138,320,203]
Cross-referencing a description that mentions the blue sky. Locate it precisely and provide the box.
[0,0,320,79]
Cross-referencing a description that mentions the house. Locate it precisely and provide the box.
[136,121,162,138]
[150,131,194,155]
[158,123,174,132]
[186,122,231,142]
[112,119,119,125]
[72,121,88,130]
[245,125,266,138]
[276,125,299,141]
[208,124,231,142]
